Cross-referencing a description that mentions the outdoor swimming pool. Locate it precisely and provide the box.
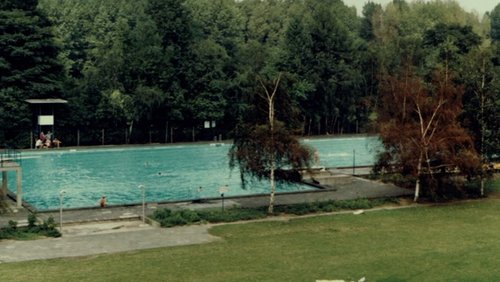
[9,136,381,210]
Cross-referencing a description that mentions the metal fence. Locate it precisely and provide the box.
[38,126,224,148]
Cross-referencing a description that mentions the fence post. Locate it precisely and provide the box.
[77,129,80,147]
[101,129,105,145]
[165,122,168,144]
[353,149,356,175]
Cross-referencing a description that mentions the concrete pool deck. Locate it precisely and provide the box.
[0,175,413,262]
[1,174,412,225]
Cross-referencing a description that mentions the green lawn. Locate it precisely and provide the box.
[2,199,500,281]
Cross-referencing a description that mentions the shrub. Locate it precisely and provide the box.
[273,198,390,215]
[179,209,201,223]
[0,229,7,239]
[153,209,172,220]
[274,203,312,215]
[151,198,398,228]
[27,214,40,232]
[197,208,266,223]
[43,228,62,238]
[8,220,17,230]
[0,223,17,239]
[335,198,373,210]
[27,213,37,228]
[0,215,60,240]
[160,213,187,228]
[41,216,57,231]
[153,209,201,228]
[40,217,61,237]
[151,207,267,227]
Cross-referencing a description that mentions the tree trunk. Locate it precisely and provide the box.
[268,158,276,214]
[480,177,484,197]
[414,152,423,202]
[480,87,485,197]
[128,121,134,143]
[165,121,168,144]
[268,95,276,214]
[259,74,280,214]
[301,116,306,136]
[307,118,312,136]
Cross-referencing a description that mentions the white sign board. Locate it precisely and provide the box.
[204,121,216,128]
[38,115,54,126]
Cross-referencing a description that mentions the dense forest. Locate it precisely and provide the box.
[0,0,498,160]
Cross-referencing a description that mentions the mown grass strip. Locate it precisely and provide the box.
[1,198,500,281]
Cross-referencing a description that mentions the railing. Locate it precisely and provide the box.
[0,149,21,167]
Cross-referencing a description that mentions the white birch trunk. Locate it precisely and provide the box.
[268,161,275,214]
[128,121,134,144]
[260,74,280,214]
[268,89,276,214]
[414,153,423,202]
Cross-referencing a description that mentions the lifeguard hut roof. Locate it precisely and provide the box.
[25,98,67,104]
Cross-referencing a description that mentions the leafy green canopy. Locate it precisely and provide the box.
[229,121,313,184]
[0,0,494,150]
[229,75,314,187]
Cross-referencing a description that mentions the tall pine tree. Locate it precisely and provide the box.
[0,0,64,146]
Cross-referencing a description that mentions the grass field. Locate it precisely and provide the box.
[1,195,500,281]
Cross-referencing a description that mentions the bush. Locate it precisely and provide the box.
[0,215,60,240]
[43,228,62,238]
[8,220,17,230]
[272,198,385,215]
[197,208,266,223]
[27,213,37,228]
[152,208,267,227]
[41,216,57,231]
[335,198,373,210]
[151,198,398,228]
[153,209,172,220]
[0,222,17,239]
[40,217,61,237]
[179,209,201,223]
[153,209,201,228]
[273,203,313,215]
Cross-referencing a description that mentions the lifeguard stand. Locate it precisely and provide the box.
[25,98,67,148]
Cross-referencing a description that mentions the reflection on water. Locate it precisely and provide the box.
[12,136,380,210]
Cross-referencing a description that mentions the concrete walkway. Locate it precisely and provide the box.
[0,174,413,263]
[0,221,218,263]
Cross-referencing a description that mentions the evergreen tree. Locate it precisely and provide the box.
[146,0,194,141]
[490,3,500,41]
[0,0,64,146]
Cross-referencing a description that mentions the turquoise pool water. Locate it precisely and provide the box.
[9,136,380,210]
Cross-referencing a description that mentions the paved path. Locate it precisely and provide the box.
[0,221,218,263]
